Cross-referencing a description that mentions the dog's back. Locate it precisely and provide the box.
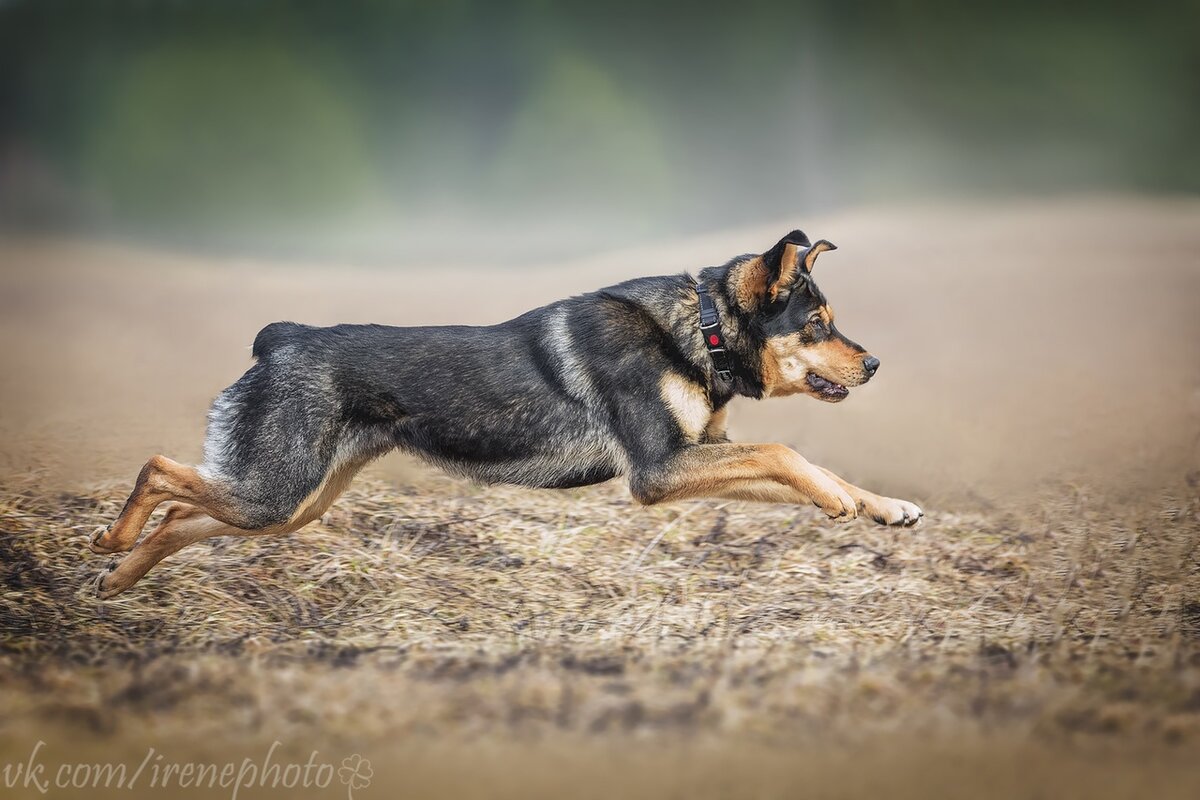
[200,278,692,508]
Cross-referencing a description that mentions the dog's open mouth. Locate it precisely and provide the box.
[806,372,849,401]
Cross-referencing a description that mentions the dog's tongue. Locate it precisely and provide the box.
[806,372,848,397]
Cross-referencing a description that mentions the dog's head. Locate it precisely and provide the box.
[728,230,878,402]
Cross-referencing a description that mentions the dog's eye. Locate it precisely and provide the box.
[807,315,824,329]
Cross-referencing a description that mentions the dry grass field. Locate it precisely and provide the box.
[1,197,1199,798]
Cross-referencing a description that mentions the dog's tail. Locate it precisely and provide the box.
[251,321,308,360]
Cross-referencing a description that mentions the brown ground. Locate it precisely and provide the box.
[1,196,1199,798]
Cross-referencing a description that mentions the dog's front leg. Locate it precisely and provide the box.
[629,443,858,522]
[815,466,923,527]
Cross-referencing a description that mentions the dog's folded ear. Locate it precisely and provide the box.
[730,230,832,310]
[799,239,837,273]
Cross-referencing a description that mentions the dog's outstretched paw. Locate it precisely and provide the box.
[813,481,858,523]
[866,497,923,528]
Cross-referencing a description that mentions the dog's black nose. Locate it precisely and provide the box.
[863,355,880,376]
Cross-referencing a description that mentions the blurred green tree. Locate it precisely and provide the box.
[84,40,380,232]
[487,52,673,225]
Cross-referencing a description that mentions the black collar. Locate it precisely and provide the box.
[695,284,733,383]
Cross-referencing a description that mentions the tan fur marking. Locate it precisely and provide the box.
[759,339,784,395]
[288,455,370,526]
[771,242,805,301]
[634,443,857,520]
[90,455,235,553]
[728,256,769,310]
[660,373,711,442]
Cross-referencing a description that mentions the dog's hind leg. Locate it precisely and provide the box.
[95,502,232,599]
[88,452,306,554]
[89,455,233,554]
[93,452,371,599]
[95,509,259,600]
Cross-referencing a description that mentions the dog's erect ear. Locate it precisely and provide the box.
[728,230,811,310]
[798,239,837,273]
[763,230,811,296]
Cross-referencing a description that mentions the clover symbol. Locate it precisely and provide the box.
[338,754,373,799]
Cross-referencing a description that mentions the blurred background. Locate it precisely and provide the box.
[1,0,1198,261]
[2,4,1200,797]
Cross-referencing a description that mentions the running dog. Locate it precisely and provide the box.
[89,230,923,598]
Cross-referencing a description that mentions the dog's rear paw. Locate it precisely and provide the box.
[94,562,128,600]
[866,497,923,528]
[88,524,131,555]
